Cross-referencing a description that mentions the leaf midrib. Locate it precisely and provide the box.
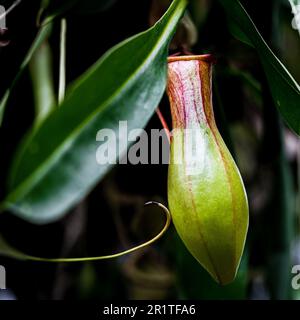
[223,0,300,93]
[4,0,186,207]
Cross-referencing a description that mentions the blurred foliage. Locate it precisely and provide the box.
[2,0,187,223]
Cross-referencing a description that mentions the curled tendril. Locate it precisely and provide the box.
[24,201,171,263]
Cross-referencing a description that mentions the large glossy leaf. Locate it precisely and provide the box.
[218,0,300,135]
[1,0,187,224]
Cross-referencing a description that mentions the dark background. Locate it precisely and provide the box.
[0,0,299,300]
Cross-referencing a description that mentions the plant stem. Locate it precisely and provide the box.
[0,23,52,126]
[29,41,56,125]
[58,18,67,104]
[156,107,170,143]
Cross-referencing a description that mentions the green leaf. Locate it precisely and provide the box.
[29,41,56,125]
[0,24,52,126]
[226,19,253,47]
[2,0,187,224]
[218,0,300,135]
